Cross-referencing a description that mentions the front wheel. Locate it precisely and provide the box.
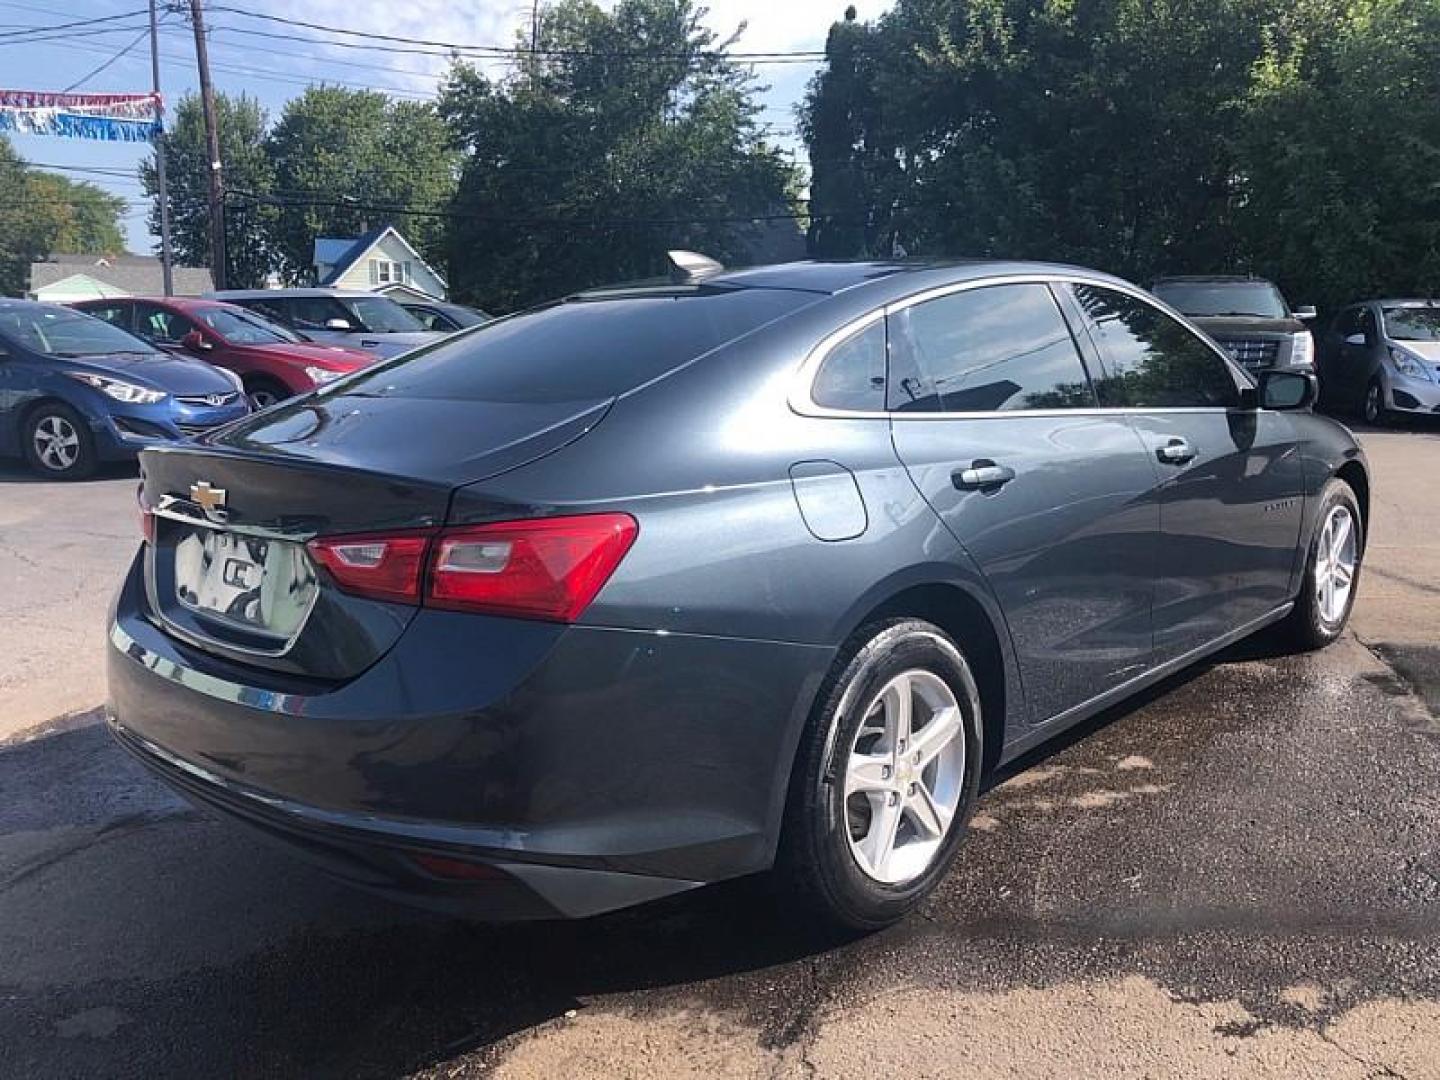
[778,619,983,930]
[1361,379,1388,425]
[244,378,290,410]
[1278,479,1363,651]
[22,403,96,479]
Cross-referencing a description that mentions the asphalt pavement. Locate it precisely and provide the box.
[2,421,1439,1079]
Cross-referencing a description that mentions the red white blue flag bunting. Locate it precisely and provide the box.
[0,90,161,142]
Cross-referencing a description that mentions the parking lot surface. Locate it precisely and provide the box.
[2,424,1439,1078]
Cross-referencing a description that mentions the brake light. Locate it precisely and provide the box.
[428,514,638,622]
[307,531,433,604]
[137,485,155,544]
[305,514,638,622]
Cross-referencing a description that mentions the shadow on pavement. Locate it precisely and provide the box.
[0,460,139,486]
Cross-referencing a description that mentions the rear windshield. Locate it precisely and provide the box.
[1151,281,1289,319]
[333,287,814,403]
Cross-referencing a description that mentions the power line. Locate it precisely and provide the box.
[63,18,161,92]
[0,8,147,40]
[202,7,825,64]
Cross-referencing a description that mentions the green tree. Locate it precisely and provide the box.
[266,87,458,283]
[141,92,275,288]
[0,137,128,296]
[437,0,801,311]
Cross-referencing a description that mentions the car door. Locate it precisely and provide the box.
[1323,305,1377,409]
[887,280,1161,725]
[1066,283,1305,662]
[133,302,198,353]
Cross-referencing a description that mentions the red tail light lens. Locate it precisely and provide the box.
[305,514,638,622]
[428,513,638,622]
[307,530,433,604]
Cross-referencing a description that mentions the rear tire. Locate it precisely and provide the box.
[22,402,96,480]
[1277,479,1363,652]
[777,619,983,930]
[245,377,291,410]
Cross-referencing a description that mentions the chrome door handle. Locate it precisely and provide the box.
[953,459,1016,490]
[1156,438,1196,465]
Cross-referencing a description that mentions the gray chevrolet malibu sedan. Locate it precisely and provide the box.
[108,257,1368,929]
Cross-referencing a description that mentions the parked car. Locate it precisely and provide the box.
[72,296,378,408]
[109,257,1366,929]
[399,299,492,333]
[1317,299,1440,424]
[208,288,446,358]
[0,300,248,479]
[1151,275,1317,376]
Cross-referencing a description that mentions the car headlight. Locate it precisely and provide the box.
[304,365,346,385]
[67,372,166,404]
[1388,346,1434,381]
[1290,331,1314,368]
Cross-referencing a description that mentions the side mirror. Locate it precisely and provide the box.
[1258,369,1316,411]
[1294,305,1318,321]
[1343,333,1367,347]
[324,318,352,331]
[180,330,212,352]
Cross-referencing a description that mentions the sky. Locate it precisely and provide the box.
[1,0,894,255]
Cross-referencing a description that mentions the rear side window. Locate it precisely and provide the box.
[1072,285,1241,409]
[888,283,1096,412]
[811,320,886,411]
[340,287,814,403]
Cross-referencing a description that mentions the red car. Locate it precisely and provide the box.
[71,296,376,408]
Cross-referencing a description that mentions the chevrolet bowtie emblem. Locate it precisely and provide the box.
[190,481,227,512]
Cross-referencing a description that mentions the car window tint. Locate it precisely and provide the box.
[1072,285,1241,409]
[290,297,350,329]
[336,287,815,404]
[84,304,130,329]
[243,298,292,325]
[134,304,195,344]
[812,320,886,411]
[888,283,1096,412]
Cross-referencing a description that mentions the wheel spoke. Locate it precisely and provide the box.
[1330,514,1352,562]
[910,704,963,768]
[905,781,950,839]
[845,753,892,796]
[1334,562,1353,589]
[882,674,913,753]
[861,795,903,874]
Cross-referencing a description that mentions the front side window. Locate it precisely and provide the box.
[812,320,887,411]
[291,296,353,330]
[1073,285,1242,408]
[888,283,1096,412]
[196,306,293,345]
[134,303,196,345]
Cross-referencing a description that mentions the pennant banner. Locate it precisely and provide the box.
[0,90,161,142]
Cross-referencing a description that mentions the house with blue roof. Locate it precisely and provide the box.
[312,225,448,302]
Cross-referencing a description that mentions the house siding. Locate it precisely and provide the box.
[332,234,445,299]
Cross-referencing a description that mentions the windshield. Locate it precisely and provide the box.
[0,306,160,357]
[1152,282,1289,319]
[1382,306,1440,342]
[342,296,425,333]
[334,287,815,403]
[196,306,300,345]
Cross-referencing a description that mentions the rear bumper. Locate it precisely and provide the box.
[106,559,831,917]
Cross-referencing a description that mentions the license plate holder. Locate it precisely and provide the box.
[171,525,318,642]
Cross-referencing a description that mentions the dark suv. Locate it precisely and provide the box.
[1151,276,1317,376]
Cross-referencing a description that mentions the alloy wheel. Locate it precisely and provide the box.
[1314,504,1358,625]
[843,668,966,885]
[249,388,280,409]
[32,414,80,471]
[1364,383,1381,424]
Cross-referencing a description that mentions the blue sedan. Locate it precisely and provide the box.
[0,300,250,479]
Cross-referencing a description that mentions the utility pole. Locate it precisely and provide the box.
[187,0,227,289]
[148,0,173,295]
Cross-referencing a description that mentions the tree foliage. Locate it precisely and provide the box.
[0,136,127,296]
[267,87,457,283]
[804,0,1440,309]
[141,92,275,288]
[437,0,801,311]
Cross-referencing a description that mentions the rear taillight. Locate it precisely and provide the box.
[428,514,638,622]
[137,486,155,544]
[307,531,433,604]
[305,513,637,622]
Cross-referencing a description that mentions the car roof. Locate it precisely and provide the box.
[209,288,382,300]
[1151,275,1277,286]
[577,258,1139,305]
